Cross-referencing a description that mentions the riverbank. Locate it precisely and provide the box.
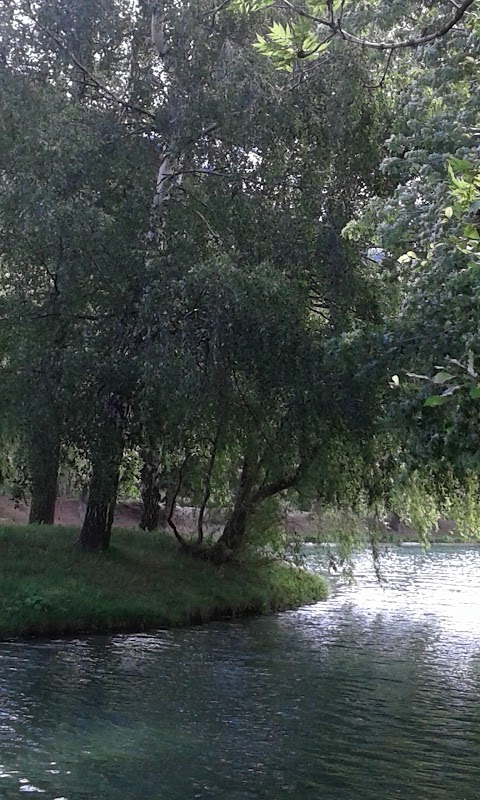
[1,495,473,545]
[0,525,328,639]
[300,531,478,546]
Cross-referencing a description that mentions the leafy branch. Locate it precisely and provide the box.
[226,0,477,69]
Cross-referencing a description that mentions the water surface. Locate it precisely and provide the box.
[1,545,480,799]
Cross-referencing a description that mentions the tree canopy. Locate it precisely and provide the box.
[0,0,479,555]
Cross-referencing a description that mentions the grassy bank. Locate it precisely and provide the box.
[0,525,328,639]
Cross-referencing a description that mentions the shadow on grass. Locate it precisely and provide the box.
[0,524,328,639]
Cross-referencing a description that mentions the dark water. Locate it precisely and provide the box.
[1,545,480,799]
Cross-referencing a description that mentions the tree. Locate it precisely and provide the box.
[338,2,480,532]
[0,0,391,556]
[0,64,152,534]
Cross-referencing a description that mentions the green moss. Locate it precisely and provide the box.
[0,525,328,639]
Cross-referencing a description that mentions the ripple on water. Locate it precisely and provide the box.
[1,545,480,799]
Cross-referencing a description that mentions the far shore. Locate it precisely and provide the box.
[0,495,473,546]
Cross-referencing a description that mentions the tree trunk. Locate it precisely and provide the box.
[217,506,250,551]
[215,458,302,558]
[159,472,179,529]
[78,451,122,551]
[215,456,258,554]
[77,398,126,551]
[139,455,162,531]
[28,434,60,525]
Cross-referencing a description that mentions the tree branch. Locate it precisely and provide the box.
[197,418,224,543]
[252,463,303,504]
[205,0,236,25]
[172,167,246,179]
[337,0,476,51]
[167,457,189,548]
[280,0,330,26]
[279,0,475,51]
[176,198,224,247]
[230,365,278,453]
[365,49,394,90]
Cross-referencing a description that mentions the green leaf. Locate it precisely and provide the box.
[469,385,480,399]
[232,0,273,10]
[424,395,451,407]
[305,0,328,10]
[253,0,273,9]
[448,157,474,173]
[268,22,292,44]
[432,370,453,385]
[463,224,480,241]
[301,33,319,51]
[444,206,454,219]
[315,40,331,54]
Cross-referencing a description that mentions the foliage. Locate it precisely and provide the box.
[337,1,480,530]
[229,0,477,70]
[253,20,330,72]
[0,0,390,554]
[1,0,479,563]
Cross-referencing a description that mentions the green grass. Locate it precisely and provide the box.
[0,525,328,639]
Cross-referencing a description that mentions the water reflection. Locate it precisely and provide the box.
[1,546,480,798]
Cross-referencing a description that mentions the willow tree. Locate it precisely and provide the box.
[0,66,152,534]
[0,0,156,538]
[130,9,389,556]
[1,0,388,552]
[0,76,69,524]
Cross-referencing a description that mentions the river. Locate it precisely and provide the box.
[1,545,480,799]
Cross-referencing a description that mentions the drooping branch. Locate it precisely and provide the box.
[176,196,224,248]
[230,366,278,454]
[252,463,303,504]
[204,0,240,25]
[25,3,157,123]
[365,49,394,90]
